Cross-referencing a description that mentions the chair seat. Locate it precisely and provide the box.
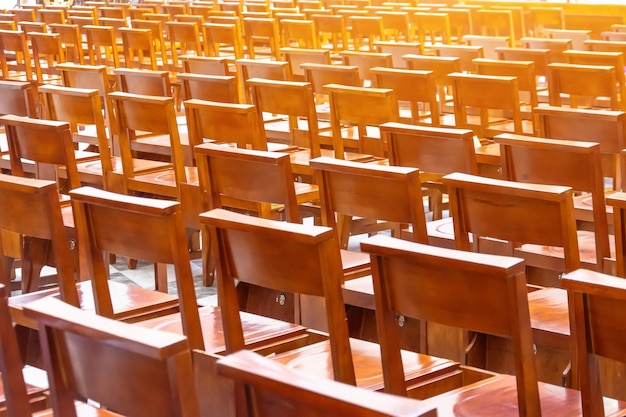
[527,287,570,350]
[9,280,180,330]
[419,374,622,416]
[340,249,371,281]
[271,337,461,394]
[573,191,616,226]
[136,305,312,355]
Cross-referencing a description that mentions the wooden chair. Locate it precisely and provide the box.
[181,55,230,75]
[247,78,322,156]
[108,91,187,199]
[546,28,590,50]
[0,30,35,81]
[312,13,348,52]
[17,21,47,34]
[496,46,552,79]
[114,67,172,97]
[84,24,121,68]
[243,17,281,59]
[119,27,160,70]
[373,40,421,68]
[281,18,318,49]
[584,40,626,57]
[38,8,66,25]
[12,8,36,23]
[166,21,203,71]
[474,9,515,46]
[340,50,392,86]
[236,58,291,103]
[547,63,621,111]
[28,31,65,84]
[363,234,586,415]
[202,22,245,61]
[381,121,477,222]
[563,49,625,112]
[280,47,330,80]
[0,79,37,119]
[349,15,383,51]
[370,67,440,126]
[48,23,84,65]
[432,44,484,73]
[474,58,539,121]
[376,10,411,42]
[0,282,49,415]
[413,12,451,47]
[438,7,473,42]
[323,83,398,158]
[131,19,169,65]
[212,349,438,417]
[529,6,564,36]
[194,143,319,292]
[0,174,78,298]
[199,208,460,403]
[403,54,461,113]
[22,292,200,417]
[496,134,611,276]
[177,73,239,103]
[536,105,626,192]
[562,267,626,416]
[300,62,361,107]
[463,34,510,60]
[448,72,528,140]
[521,37,571,64]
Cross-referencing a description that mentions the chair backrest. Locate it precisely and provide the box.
[474,58,538,110]
[311,156,428,244]
[114,67,172,97]
[48,23,84,65]
[496,46,551,77]
[166,21,202,70]
[280,47,331,79]
[0,30,33,81]
[496,133,610,270]
[181,55,229,75]
[463,34,511,60]
[340,50,392,86]
[0,174,78,304]
[547,62,619,111]
[202,22,245,60]
[300,62,361,94]
[69,186,202,349]
[22,291,200,417]
[442,172,581,273]
[562,267,626,417]
[521,37,571,63]
[247,78,320,154]
[0,80,37,117]
[28,31,66,82]
[84,24,120,67]
[199,208,356,384]
[381,121,478,177]
[362,235,539,415]
[449,72,523,138]
[1,114,81,190]
[194,143,300,222]
[213,349,437,417]
[402,54,461,96]
[108,92,187,191]
[236,58,291,102]
[535,105,626,190]
[370,67,440,126]
[243,17,280,59]
[177,73,238,103]
[414,12,450,46]
[39,84,113,186]
[432,44,484,73]
[325,83,398,158]
[184,98,267,151]
[119,27,159,70]
[131,18,168,62]
[374,41,422,68]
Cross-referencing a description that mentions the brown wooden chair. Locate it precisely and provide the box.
[370,67,440,126]
[166,21,203,71]
[279,47,330,81]
[181,55,230,75]
[0,283,48,415]
[300,62,361,115]
[432,44,484,73]
[312,13,348,52]
[0,79,37,119]
[243,17,281,59]
[521,37,571,64]
[496,46,552,80]
[339,50,392,87]
[202,22,245,62]
[84,25,121,68]
[131,18,169,65]
[547,62,620,111]
[212,349,438,417]
[119,27,161,70]
[414,12,451,48]
[199,208,460,409]
[235,58,291,103]
[562,267,626,416]
[463,34,511,60]
[448,72,529,140]
[474,57,539,122]
[39,8,66,25]
[114,67,172,97]
[281,18,318,49]
[381,121,477,222]
[22,292,200,417]
[322,83,398,158]
[48,23,84,65]
[177,73,239,103]
[0,31,32,83]
[28,31,66,84]
[373,40,421,67]
[402,54,461,113]
[349,15,383,51]
[362,234,587,416]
